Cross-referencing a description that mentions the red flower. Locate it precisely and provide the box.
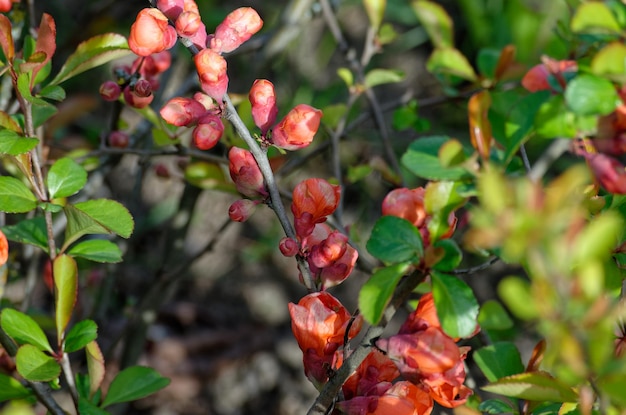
[288,292,362,386]
[0,230,8,266]
[210,7,263,54]
[194,48,229,101]
[382,187,427,228]
[228,147,267,198]
[249,79,278,134]
[399,293,440,334]
[279,237,299,257]
[128,8,177,57]
[586,152,626,194]
[160,97,207,126]
[421,347,472,408]
[271,104,322,150]
[192,115,224,150]
[337,381,433,415]
[291,178,340,238]
[342,350,400,400]
[175,11,202,37]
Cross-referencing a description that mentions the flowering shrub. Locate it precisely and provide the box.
[1,0,626,414]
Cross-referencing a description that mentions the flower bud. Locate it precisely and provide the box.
[211,7,263,54]
[175,11,202,37]
[193,92,218,111]
[192,115,224,150]
[128,8,177,57]
[279,237,299,257]
[0,229,8,266]
[271,104,322,151]
[157,0,184,21]
[133,79,152,97]
[108,131,130,148]
[154,164,170,178]
[228,147,267,198]
[160,97,207,126]
[123,84,154,109]
[249,79,278,134]
[228,199,258,222]
[194,48,228,101]
[0,0,17,13]
[99,81,121,101]
[183,0,199,14]
[309,231,348,269]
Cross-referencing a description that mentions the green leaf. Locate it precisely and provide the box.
[426,47,477,81]
[16,344,61,382]
[571,2,621,34]
[50,33,131,86]
[54,254,78,342]
[68,239,123,263]
[0,373,33,402]
[47,157,87,199]
[79,398,111,415]
[38,84,66,101]
[364,0,386,30]
[591,42,626,83]
[64,319,98,353]
[63,199,134,249]
[564,74,619,116]
[1,216,49,251]
[478,300,514,331]
[0,176,37,213]
[364,69,404,89]
[401,136,471,181]
[359,262,411,325]
[101,366,170,408]
[0,130,38,155]
[474,342,525,382]
[0,308,53,352]
[482,372,578,402]
[366,216,424,263]
[598,374,626,406]
[337,68,353,88]
[431,239,462,271]
[534,95,577,139]
[412,0,454,48]
[184,161,235,192]
[498,275,539,320]
[572,211,622,264]
[32,99,59,128]
[424,181,466,240]
[86,340,105,398]
[431,271,479,338]
[478,399,517,415]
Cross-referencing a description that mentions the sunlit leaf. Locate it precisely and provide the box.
[73,199,134,239]
[402,136,471,181]
[364,68,404,89]
[474,342,525,382]
[498,276,539,320]
[68,239,123,263]
[412,0,453,48]
[591,42,626,83]
[0,373,32,402]
[0,14,14,61]
[1,308,53,352]
[426,47,477,81]
[0,130,38,156]
[482,372,578,402]
[0,176,37,213]
[571,2,621,34]
[47,157,87,199]
[367,216,424,263]
[359,262,411,325]
[564,74,619,116]
[364,0,386,31]
[64,319,98,353]
[16,344,61,382]
[431,271,479,338]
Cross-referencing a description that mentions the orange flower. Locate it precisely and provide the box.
[421,347,472,408]
[211,7,263,54]
[337,381,433,415]
[194,48,228,101]
[291,178,340,238]
[342,350,400,400]
[382,188,427,228]
[271,104,322,151]
[0,229,8,266]
[128,8,177,57]
[399,293,440,334]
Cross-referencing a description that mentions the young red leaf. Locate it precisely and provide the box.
[468,90,492,160]
[0,14,14,62]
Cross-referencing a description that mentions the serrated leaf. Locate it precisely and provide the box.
[86,340,105,398]
[0,176,37,213]
[402,136,471,181]
[0,130,38,155]
[359,262,411,325]
[0,373,32,402]
[571,2,621,34]
[64,319,98,353]
[1,216,48,252]
[564,74,619,116]
[427,47,477,81]
[478,399,516,415]
[1,308,53,352]
[47,157,87,199]
[482,372,578,402]
[412,0,454,48]
[54,254,78,342]
[366,216,423,263]
[431,271,479,338]
[39,84,66,101]
[68,239,122,263]
[101,366,170,408]
[364,69,404,89]
[474,342,525,382]
[50,33,131,86]
[16,344,61,382]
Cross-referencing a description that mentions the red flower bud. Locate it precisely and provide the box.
[279,237,299,257]
[586,153,626,194]
[128,8,177,57]
[211,7,263,54]
[99,81,121,101]
[123,84,154,109]
[183,0,199,14]
[271,104,322,150]
[192,115,224,150]
[382,187,426,228]
[0,229,8,266]
[0,0,17,13]
[291,178,340,238]
[133,79,152,97]
[160,97,207,126]
[194,48,228,101]
[249,79,278,134]
[228,199,258,222]
[309,230,348,269]
[154,164,170,178]
[228,147,267,198]
[157,0,184,21]
[175,11,202,37]
[107,131,130,148]
[193,92,218,111]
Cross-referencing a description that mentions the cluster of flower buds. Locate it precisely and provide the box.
[280,178,358,289]
[288,292,363,389]
[382,187,457,247]
[249,79,323,151]
[226,147,268,222]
